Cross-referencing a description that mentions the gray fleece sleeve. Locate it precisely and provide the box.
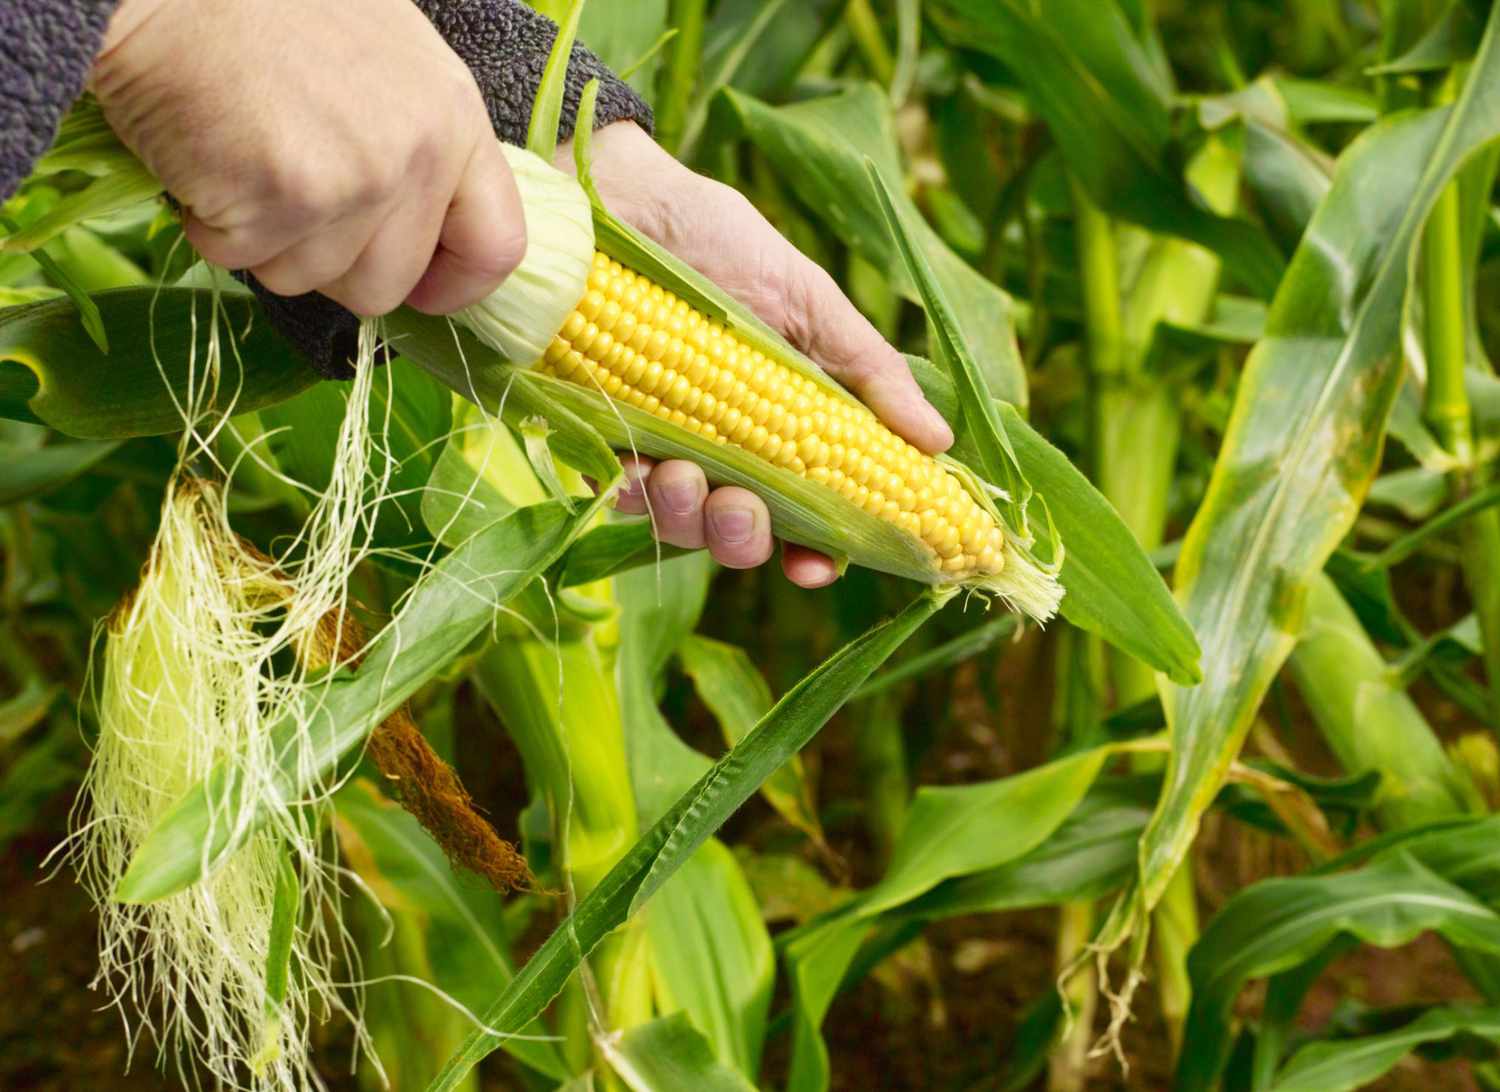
[251,0,654,380]
[1,0,119,202]
[417,0,653,145]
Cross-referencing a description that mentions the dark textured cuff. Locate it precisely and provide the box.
[255,0,653,381]
[417,0,653,146]
[1,0,120,202]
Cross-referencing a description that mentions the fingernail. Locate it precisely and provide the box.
[659,478,700,514]
[709,505,755,544]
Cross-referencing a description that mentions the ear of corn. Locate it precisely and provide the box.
[454,144,1062,621]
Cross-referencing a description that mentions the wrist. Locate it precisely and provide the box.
[99,0,175,61]
[555,121,692,241]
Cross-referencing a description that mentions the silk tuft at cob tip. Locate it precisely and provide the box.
[456,143,1062,622]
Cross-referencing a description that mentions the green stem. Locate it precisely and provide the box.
[1068,176,1124,384]
[1152,863,1196,1060]
[1287,573,1473,828]
[1048,901,1097,1092]
[1421,77,1500,725]
[476,590,645,1081]
[1462,504,1500,728]
[1423,177,1474,465]
[1069,137,1240,1052]
[855,692,909,865]
[844,0,895,86]
[655,0,706,154]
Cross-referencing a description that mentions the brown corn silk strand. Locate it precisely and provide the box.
[300,608,531,893]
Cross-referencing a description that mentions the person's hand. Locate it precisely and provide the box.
[560,122,954,588]
[92,0,526,317]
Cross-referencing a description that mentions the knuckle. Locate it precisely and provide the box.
[487,220,528,278]
[338,289,400,318]
[184,224,250,269]
[351,160,399,209]
[350,277,411,317]
[262,158,351,224]
[456,217,527,284]
[250,261,314,298]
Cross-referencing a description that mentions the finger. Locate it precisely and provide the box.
[320,182,447,316]
[404,136,528,314]
[782,262,953,454]
[645,459,707,549]
[703,487,773,569]
[781,543,839,589]
[612,454,655,515]
[248,203,390,299]
[183,209,303,273]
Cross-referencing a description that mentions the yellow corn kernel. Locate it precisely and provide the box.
[534,251,1009,581]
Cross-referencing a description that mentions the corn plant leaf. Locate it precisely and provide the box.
[1003,401,1200,684]
[556,520,690,588]
[1353,816,1500,906]
[616,553,717,820]
[719,83,1027,407]
[605,1011,758,1092]
[0,171,161,256]
[903,353,1201,683]
[1160,295,1269,352]
[1,214,113,353]
[0,720,79,847]
[930,0,1285,297]
[0,677,59,746]
[333,779,566,1080]
[614,554,775,1077]
[860,746,1117,917]
[425,589,946,1091]
[0,287,316,437]
[684,0,844,157]
[786,774,1149,1088]
[643,841,773,1079]
[0,435,118,505]
[853,614,1019,701]
[700,0,837,101]
[1099,3,1500,965]
[677,634,826,850]
[1249,938,1358,1091]
[781,776,1153,1092]
[257,850,298,1071]
[1273,76,1379,125]
[116,496,606,903]
[896,775,1155,921]
[549,0,668,97]
[865,160,1030,529]
[781,914,871,1092]
[1368,1,1483,75]
[525,0,584,161]
[1178,852,1500,1091]
[1267,1005,1500,1092]
[1286,573,1472,830]
[260,356,451,548]
[781,741,1136,1092]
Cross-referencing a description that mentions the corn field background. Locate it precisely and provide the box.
[6,0,1500,1089]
